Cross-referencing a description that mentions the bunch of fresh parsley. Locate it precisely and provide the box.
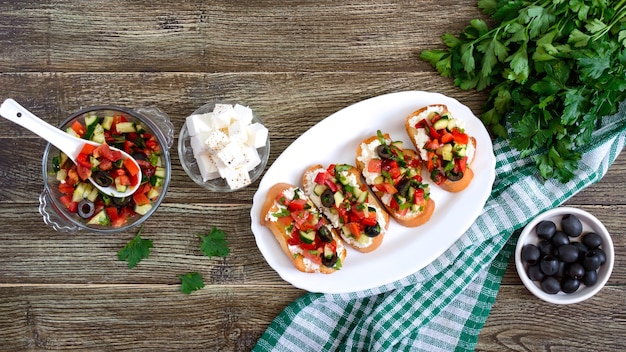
[421,0,626,182]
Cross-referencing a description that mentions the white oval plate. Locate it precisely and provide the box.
[250,91,496,294]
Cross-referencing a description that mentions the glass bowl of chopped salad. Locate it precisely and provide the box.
[39,105,174,233]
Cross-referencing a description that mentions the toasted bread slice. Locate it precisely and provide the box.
[261,182,346,274]
[302,164,389,253]
[355,132,435,227]
[405,104,476,192]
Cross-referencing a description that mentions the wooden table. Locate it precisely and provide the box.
[1,1,624,350]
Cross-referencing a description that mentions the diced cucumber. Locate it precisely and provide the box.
[90,155,100,169]
[72,183,87,202]
[323,244,334,259]
[147,188,160,200]
[392,140,403,149]
[81,183,94,199]
[84,113,98,127]
[56,169,67,182]
[65,127,80,138]
[373,175,384,184]
[134,203,153,215]
[87,209,110,225]
[299,230,315,244]
[440,143,453,161]
[446,118,457,131]
[313,184,327,196]
[357,189,368,204]
[333,192,344,208]
[101,115,114,130]
[87,186,99,202]
[135,123,147,134]
[341,225,352,235]
[91,124,105,144]
[453,144,466,157]
[433,118,449,130]
[154,166,166,178]
[115,121,136,133]
[114,177,128,193]
[60,152,68,167]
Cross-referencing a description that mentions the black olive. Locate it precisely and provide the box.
[376,145,392,160]
[556,244,579,263]
[527,265,545,281]
[521,244,541,265]
[581,232,602,249]
[77,199,95,219]
[93,170,113,187]
[132,152,147,161]
[539,255,559,276]
[113,196,131,207]
[537,240,554,256]
[550,231,570,247]
[322,253,338,268]
[582,270,598,286]
[396,178,410,196]
[536,220,556,240]
[320,189,335,208]
[582,250,602,271]
[566,263,585,280]
[541,276,561,294]
[317,226,333,243]
[561,278,581,294]
[446,170,463,181]
[561,214,583,237]
[364,223,381,237]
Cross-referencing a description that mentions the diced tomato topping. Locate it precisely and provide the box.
[374,182,397,194]
[116,174,130,186]
[425,140,440,151]
[133,191,151,206]
[389,197,399,211]
[145,139,159,151]
[440,131,454,144]
[111,207,133,228]
[396,206,409,216]
[288,199,307,211]
[98,159,112,171]
[451,128,469,144]
[123,140,135,153]
[278,215,293,227]
[413,188,425,204]
[428,126,441,139]
[347,222,361,238]
[336,206,349,224]
[71,121,86,137]
[388,166,401,180]
[324,178,338,193]
[313,171,328,185]
[327,164,336,176]
[456,156,467,172]
[430,113,442,124]
[302,250,322,265]
[368,159,382,173]
[362,212,378,227]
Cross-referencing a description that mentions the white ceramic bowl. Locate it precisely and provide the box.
[515,206,614,304]
[178,102,270,192]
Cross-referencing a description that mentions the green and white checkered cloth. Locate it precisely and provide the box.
[254,102,626,352]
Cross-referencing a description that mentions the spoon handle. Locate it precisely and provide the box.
[0,98,89,158]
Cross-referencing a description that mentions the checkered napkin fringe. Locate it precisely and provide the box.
[254,102,626,352]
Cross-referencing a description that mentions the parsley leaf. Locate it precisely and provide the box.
[421,0,626,182]
[118,225,153,269]
[178,272,205,295]
[197,227,230,258]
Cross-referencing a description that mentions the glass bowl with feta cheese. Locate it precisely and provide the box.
[178,102,270,192]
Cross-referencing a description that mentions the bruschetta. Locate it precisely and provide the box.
[405,104,476,192]
[302,164,389,253]
[355,131,435,227]
[260,182,346,274]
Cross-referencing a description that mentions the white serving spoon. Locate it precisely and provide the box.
[0,98,141,198]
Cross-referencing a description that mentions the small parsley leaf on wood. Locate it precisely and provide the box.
[178,272,205,295]
[118,225,153,269]
[197,227,230,258]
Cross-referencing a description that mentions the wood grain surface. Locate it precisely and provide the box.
[0,1,624,351]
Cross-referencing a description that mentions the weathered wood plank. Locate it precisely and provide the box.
[0,1,486,72]
[0,285,303,351]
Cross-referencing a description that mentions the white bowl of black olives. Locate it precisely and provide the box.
[515,207,614,304]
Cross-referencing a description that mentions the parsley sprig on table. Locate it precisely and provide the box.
[117,225,153,269]
[421,0,626,182]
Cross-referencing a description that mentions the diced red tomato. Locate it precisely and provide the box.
[60,195,78,213]
[413,188,425,204]
[428,126,441,139]
[75,153,92,168]
[347,222,361,238]
[327,164,336,176]
[451,128,469,144]
[389,196,399,211]
[71,121,86,137]
[313,171,328,184]
[368,159,382,173]
[76,164,92,181]
[425,140,440,151]
[105,207,119,222]
[132,191,151,206]
[288,199,307,211]
[98,159,112,171]
[123,140,135,153]
[116,175,130,186]
[67,168,79,185]
[80,143,97,155]
[58,182,74,195]
[456,156,467,172]
[396,206,409,216]
[388,166,401,180]
[374,182,397,194]
[302,250,322,265]
[145,139,159,151]
[362,212,378,227]
[324,178,338,193]
[440,131,454,144]
[278,215,293,227]
[123,157,140,177]
[111,207,134,228]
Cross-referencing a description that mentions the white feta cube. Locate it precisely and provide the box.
[228,120,247,143]
[212,157,231,178]
[233,104,254,125]
[196,153,220,181]
[186,113,212,136]
[211,104,235,129]
[205,130,230,154]
[217,141,246,169]
[242,144,261,171]
[190,132,211,156]
[247,123,268,149]
[225,168,251,189]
